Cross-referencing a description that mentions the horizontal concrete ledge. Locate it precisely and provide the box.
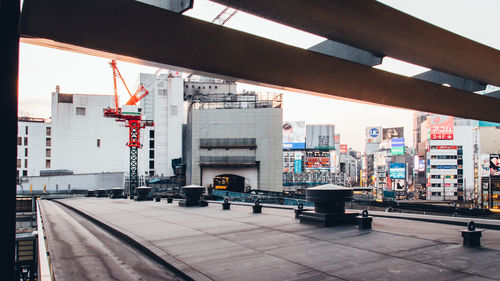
[48,199,205,281]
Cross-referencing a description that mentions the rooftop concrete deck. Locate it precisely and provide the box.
[43,198,500,280]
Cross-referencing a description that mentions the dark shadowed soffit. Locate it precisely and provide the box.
[20,0,500,122]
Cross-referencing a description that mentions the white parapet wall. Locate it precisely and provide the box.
[18,172,125,193]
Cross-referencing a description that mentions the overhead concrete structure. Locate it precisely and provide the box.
[210,0,500,88]
[19,0,500,123]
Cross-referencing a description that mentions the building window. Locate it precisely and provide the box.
[171,106,178,116]
[46,138,51,147]
[97,139,101,148]
[25,148,28,157]
[76,107,86,116]
[46,149,51,158]
[149,130,154,138]
[149,150,154,159]
[24,137,28,146]
[215,86,218,89]
[149,160,154,169]
[25,126,28,135]
[46,127,51,136]
[17,159,21,168]
[17,137,22,146]
[23,170,27,176]
[25,159,28,169]
[150,140,154,148]
[46,160,51,168]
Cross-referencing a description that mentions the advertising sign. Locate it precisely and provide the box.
[418,160,426,172]
[340,144,348,154]
[306,124,335,150]
[430,115,454,140]
[374,151,386,168]
[490,154,500,176]
[294,152,303,173]
[481,154,490,177]
[330,150,339,173]
[305,151,330,170]
[389,163,405,179]
[283,121,306,149]
[334,134,340,144]
[383,127,404,140]
[391,137,405,155]
[366,127,382,143]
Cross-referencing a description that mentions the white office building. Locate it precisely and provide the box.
[139,72,184,177]
[17,117,51,177]
[50,86,129,174]
[426,125,474,200]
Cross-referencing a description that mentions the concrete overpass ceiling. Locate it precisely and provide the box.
[19,0,500,123]
[210,0,500,88]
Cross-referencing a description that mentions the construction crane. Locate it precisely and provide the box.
[103,60,153,199]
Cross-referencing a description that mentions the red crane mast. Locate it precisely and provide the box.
[103,60,153,198]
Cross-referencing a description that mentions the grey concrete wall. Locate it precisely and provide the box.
[187,107,283,191]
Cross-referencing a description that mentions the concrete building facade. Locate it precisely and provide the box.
[50,87,129,174]
[186,93,283,192]
[140,72,184,177]
[16,117,51,177]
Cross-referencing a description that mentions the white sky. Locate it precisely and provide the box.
[18,0,500,152]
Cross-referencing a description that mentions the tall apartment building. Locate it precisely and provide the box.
[16,117,51,177]
[139,72,184,177]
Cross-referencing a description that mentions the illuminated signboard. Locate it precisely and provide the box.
[305,151,330,170]
[389,163,405,179]
[430,115,454,140]
[391,138,404,155]
[366,127,382,143]
[490,154,500,176]
[283,121,306,149]
[340,144,348,153]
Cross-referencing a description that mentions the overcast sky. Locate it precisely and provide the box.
[18,0,500,152]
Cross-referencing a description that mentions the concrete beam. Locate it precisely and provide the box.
[136,0,192,13]
[19,0,500,122]
[485,90,500,99]
[212,0,500,87]
[413,70,487,92]
[308,40,383,67]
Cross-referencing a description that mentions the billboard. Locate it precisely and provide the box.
[374,151,386,167]
[293,152,304,173]
[430,115,454,140]
[366,127,382,143]
[383,127,404,140]
[391,138,405,155]
[306,124,335,150]
[389,163,405,179]
[305,151,330,170]
[330,150,339,173]
[481,154,490,177]
[283,121,306,149]
[334,134,340,144]
[490,154,500,176]
[340,144,348,154]
[418,160,426,172]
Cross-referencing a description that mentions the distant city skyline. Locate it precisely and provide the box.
[18,0,500,152]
